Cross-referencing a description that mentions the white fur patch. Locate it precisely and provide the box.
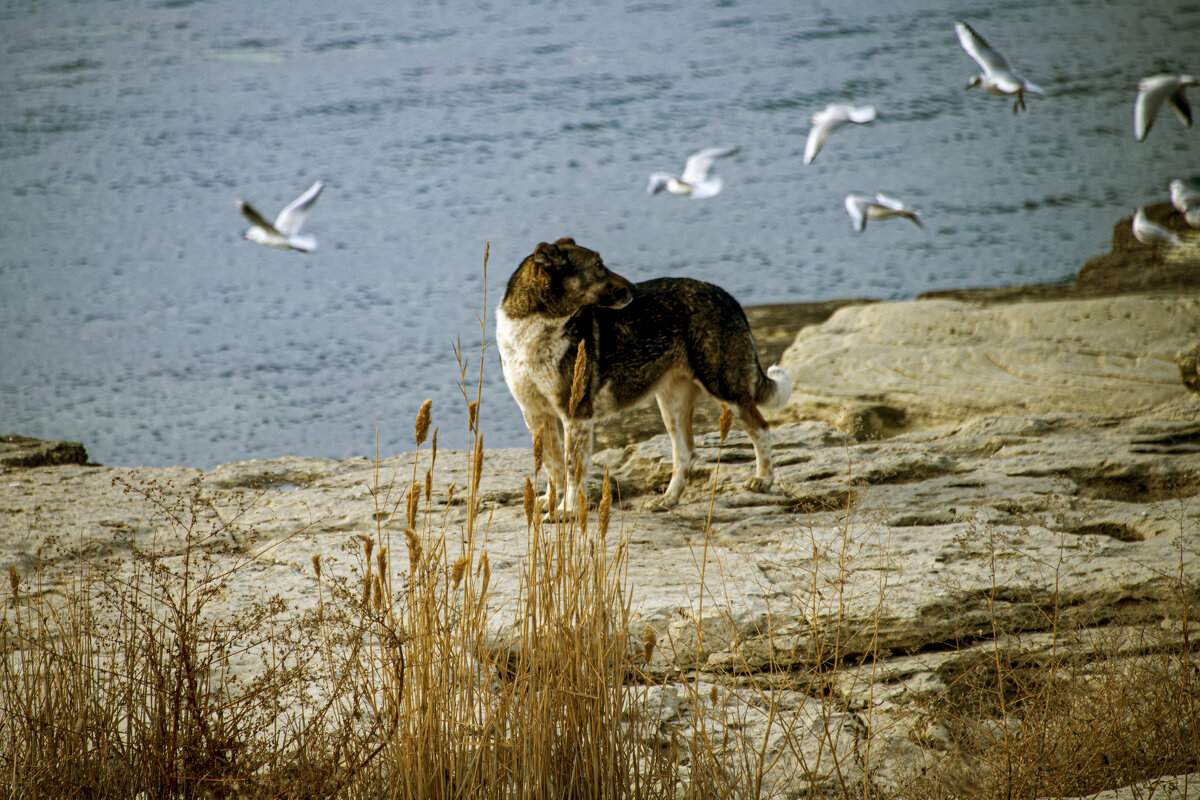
[495,307,575,421]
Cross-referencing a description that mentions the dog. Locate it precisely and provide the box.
[495,237,792,511]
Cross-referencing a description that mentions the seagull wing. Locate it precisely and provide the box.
[804,118,836,165]
[1167,87,1194,128]
[876,193,924,226]
[287,234,318,253]
[1135,75,1178,141]
[689,177,724,200]
[805,105,874,165]
[1135,88,1160,141]
[238,199,281,236]
[680,146,738,185]
[872,193,908,212]
[845,104,877,123]
[274,180,324,237]
[955,20,1012,75]
[844,194,869,232]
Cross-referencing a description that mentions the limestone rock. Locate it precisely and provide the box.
[1179,342,1200,393]
[776,293,1200,438]
[1059,774,1200,800]
[3,402,1197,797]
[1,434,88,469]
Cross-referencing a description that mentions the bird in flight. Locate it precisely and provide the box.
[647,146,739,199]
[1134,74,1198,141]
[238,180,324,253]
[955,20,1044,114]
[804,103,877,166]
[844,193,923,232]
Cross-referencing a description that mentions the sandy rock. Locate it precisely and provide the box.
[1,434,88,468]
[1059,773,1200,800]
[12,401,1196,670]
[1180,342,1200,393]
[776,293,1200,438]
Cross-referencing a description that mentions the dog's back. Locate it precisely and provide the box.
[580,277,788,419]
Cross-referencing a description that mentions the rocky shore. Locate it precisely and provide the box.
[3,205,1199,796]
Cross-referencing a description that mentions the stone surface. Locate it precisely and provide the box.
[0,433,88,468]
[1062,774,1200,800]
[4,403,1197,792]
[776,293,1200,438]
[1180,342,1200,394]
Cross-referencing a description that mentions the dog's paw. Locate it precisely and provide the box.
[542,501,576,523]
[648,494,679,513]
[744,476,774,494]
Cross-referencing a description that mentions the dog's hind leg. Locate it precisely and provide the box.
[734,401,775,493]
[654,374,701,509]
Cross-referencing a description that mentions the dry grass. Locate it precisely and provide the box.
[903,522,1200,800]
[2,247,1198,798]
[0,478,332,797]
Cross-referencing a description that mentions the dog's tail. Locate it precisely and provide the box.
[755,365,793,413]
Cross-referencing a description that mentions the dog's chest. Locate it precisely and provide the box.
[495,309,576,407]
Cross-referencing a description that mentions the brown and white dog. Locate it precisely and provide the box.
[495,237,792,511]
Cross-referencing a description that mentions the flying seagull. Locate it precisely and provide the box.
[955,20,1044,114]
[1134,74,1198,141]
[647,146,738,199]
[1132,206,1182,261]
[844,193,923,232]
[804,103,877,166]
[238,180,324,253]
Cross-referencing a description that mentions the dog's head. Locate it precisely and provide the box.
[503,237,635,317]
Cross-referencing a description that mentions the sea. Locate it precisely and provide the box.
[1,0,1197,469]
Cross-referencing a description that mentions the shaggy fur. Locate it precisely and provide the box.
[496,238,792,510]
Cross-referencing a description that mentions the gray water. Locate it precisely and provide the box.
[1,0,1196,469]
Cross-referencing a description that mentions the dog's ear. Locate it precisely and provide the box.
[553,237,576,247]
[532,241,558,267]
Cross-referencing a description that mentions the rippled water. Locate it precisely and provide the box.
[1,0,1197,468]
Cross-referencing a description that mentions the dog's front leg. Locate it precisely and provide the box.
[534,417,567,509]
[559,416,594,515]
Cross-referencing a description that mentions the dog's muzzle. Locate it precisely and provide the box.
[603,287,634,309]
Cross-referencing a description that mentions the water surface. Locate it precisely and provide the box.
[1,0,1196,468]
